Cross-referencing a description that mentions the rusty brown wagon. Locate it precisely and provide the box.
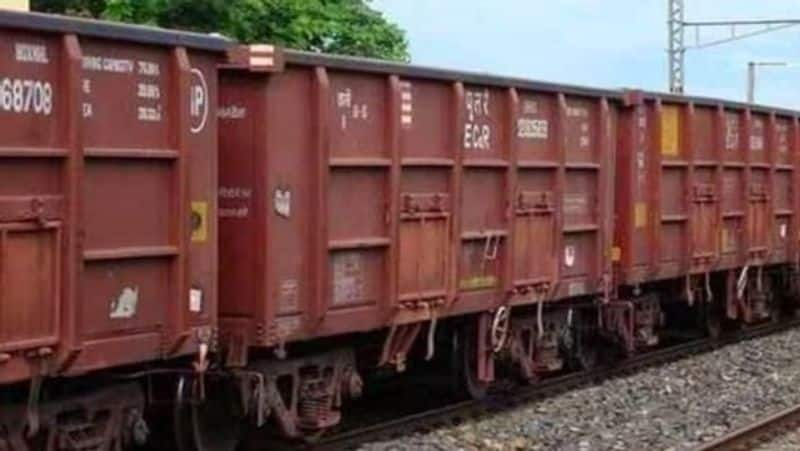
[0,9,230,448]
[616,91,800,341]
[212,48,800,446]
[3,9,800,450]
[216,46,621,441]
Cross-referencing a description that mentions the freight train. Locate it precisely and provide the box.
[1,9,798,451]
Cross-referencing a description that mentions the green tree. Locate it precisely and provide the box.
[31,0,409,61]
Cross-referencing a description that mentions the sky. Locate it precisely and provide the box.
[372,0,800,109]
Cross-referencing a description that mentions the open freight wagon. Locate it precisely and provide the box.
[3,8,800,449]
[616,91,800,336]
[212,48,800,445]
[215,47,621,441]
[0,10,229,448]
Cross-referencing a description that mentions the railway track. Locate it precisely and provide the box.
[299,318,800,451]
[694,404,800,451]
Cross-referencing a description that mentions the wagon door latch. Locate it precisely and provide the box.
[516,190,555,215]
[692,183,716,204]
[30,197,50,228]
[691,183,717,267]
[748,183,769,203]
[481,232,500,271]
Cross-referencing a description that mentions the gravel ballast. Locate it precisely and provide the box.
[358,326,800,451]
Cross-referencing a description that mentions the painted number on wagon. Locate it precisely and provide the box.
[0,78,53,115]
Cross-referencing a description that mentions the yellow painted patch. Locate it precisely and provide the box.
[634,202,647,228]
[721,228,729,252]
[661,105,680,156]
[191,201,208,243]
[611,246,621,262]
[459,275,498,291]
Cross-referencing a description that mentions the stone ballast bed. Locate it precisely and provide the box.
[359,326,800,451]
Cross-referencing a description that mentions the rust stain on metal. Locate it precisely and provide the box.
[331,252,365,307]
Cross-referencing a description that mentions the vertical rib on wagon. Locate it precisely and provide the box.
[503,87,520,307]
[386,75,401,323]
[312,66,330,332]
[58,33,83,376]
[168,46,190,356]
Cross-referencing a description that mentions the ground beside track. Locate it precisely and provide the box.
[356,326,800,451]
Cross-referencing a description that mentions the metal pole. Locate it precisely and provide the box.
[668,0,686,93]
[667,2,800,94]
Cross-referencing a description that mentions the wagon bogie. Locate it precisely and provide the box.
[227,348,362,439]
[723,266,787,324]
[508,308,574,381]
[0,383,146,451]
[598,294,663,355]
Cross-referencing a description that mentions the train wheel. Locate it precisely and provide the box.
[706,314,722,339]
[572,334,598,371]
[564,310,598,371]
[452,324,490,400]
[174,375,243,451]
[769,297,783,324]
[704,302,722,339]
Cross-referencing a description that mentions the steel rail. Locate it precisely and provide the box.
[695,404,800,451]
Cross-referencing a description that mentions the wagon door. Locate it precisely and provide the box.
[393,79,454,312]
[747,178,770,259]
[513,191,556,290]
[691,181,717,264]
[0,197,62,360]
[689,107,719,268]
[398,193,450,306]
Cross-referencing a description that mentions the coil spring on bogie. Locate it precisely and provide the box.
[298,378,334,429]
[299,395,332,425]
